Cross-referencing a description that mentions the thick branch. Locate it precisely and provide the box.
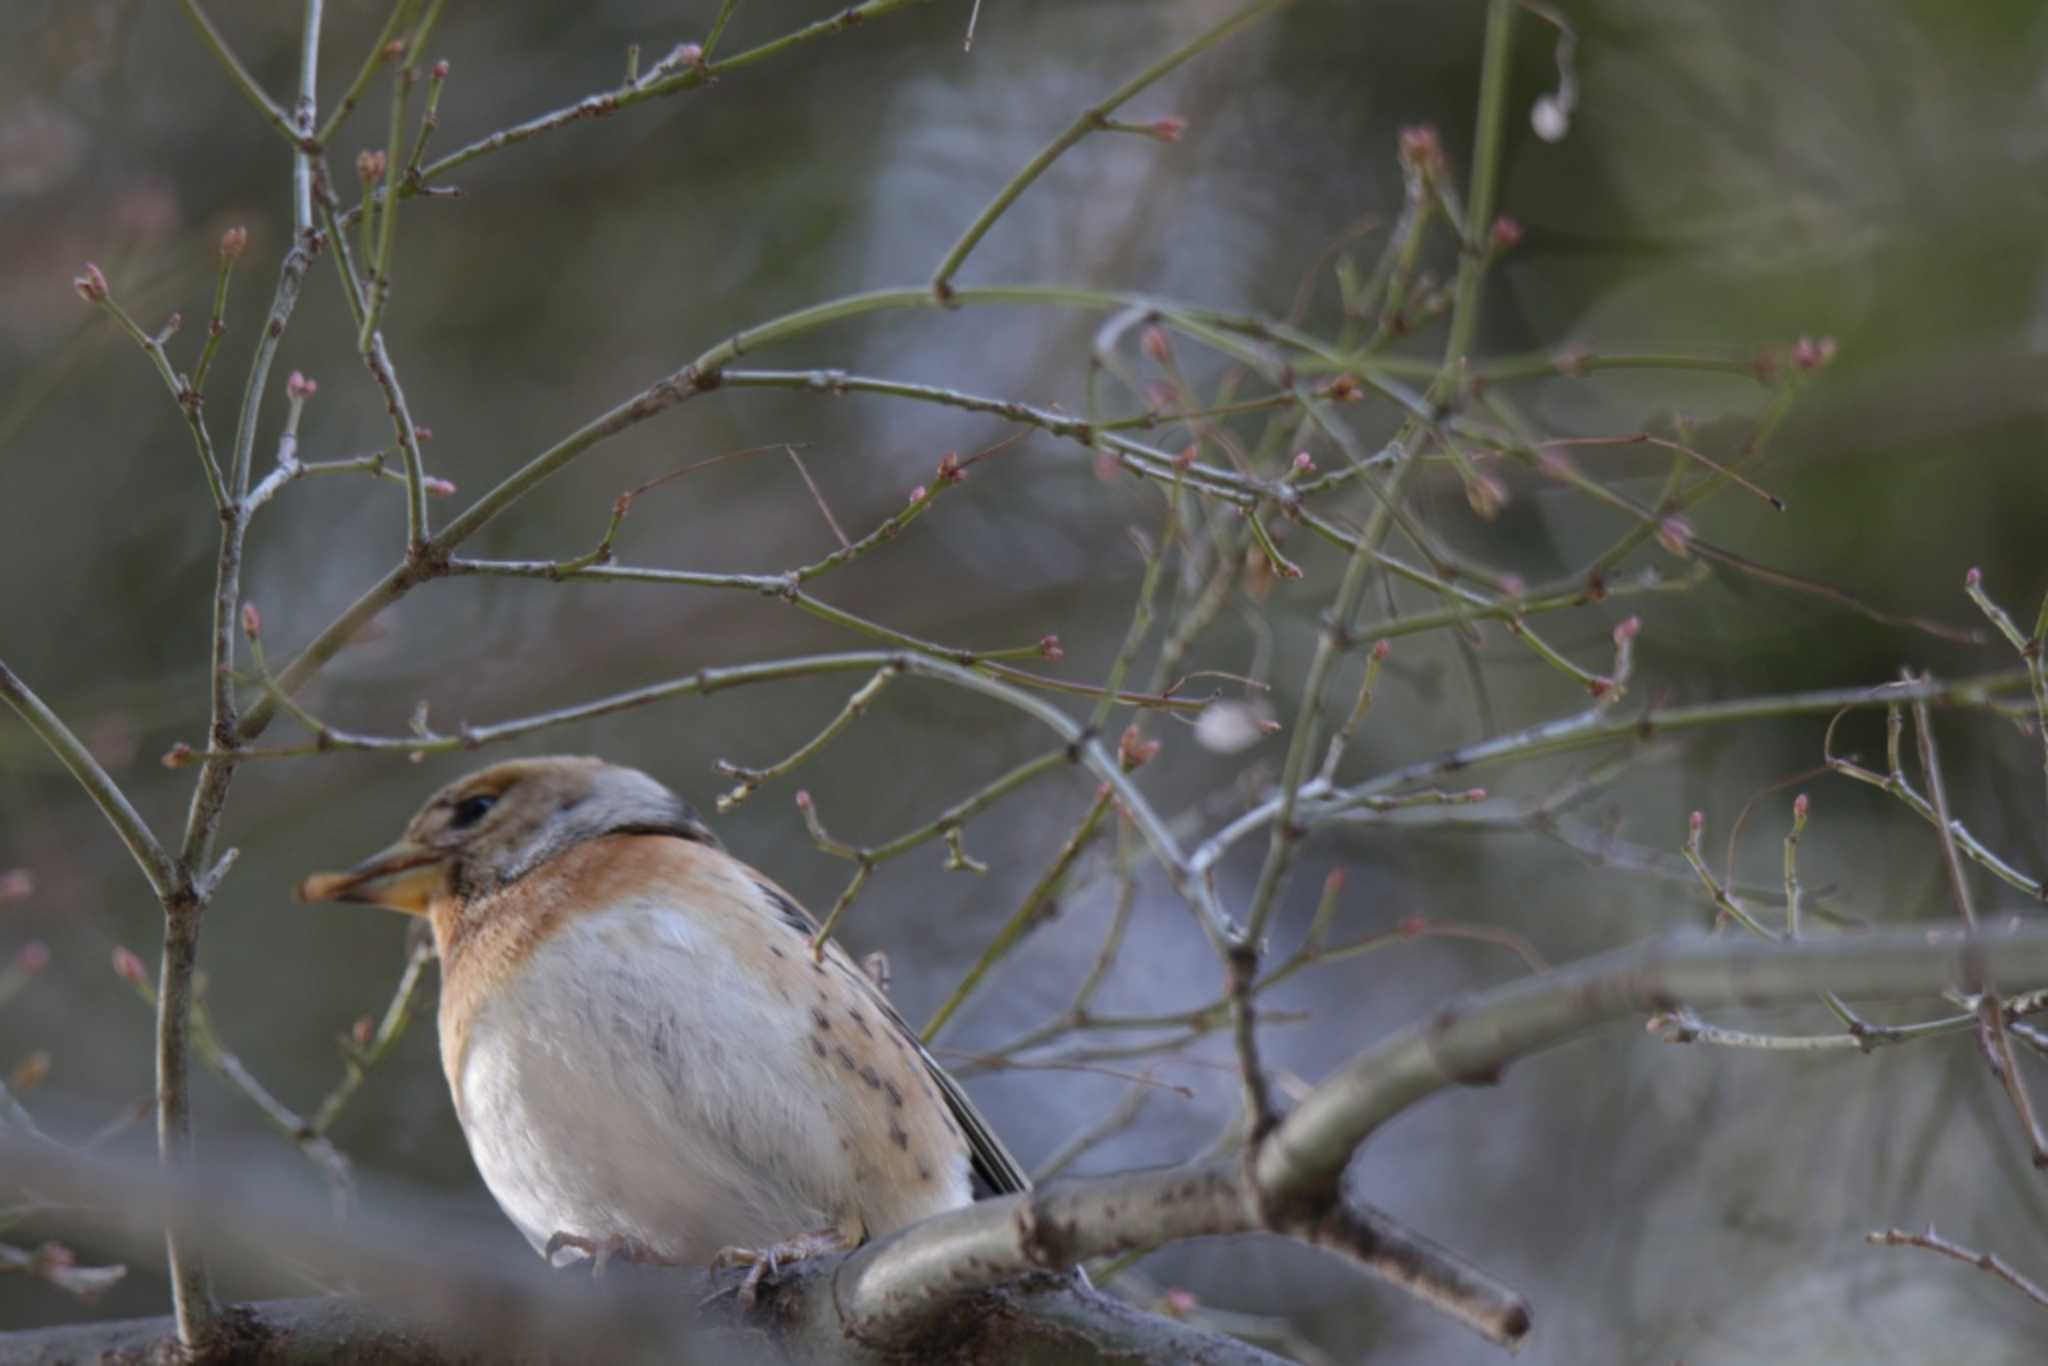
[840,927,2048,1352]
[1254,928,2048,1212]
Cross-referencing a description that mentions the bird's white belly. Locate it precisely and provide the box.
[452,899,850,1263]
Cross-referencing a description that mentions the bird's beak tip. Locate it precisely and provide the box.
[294,871,356,904]
[295,841,445,915]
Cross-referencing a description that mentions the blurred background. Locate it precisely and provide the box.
[5,1,2048,1361]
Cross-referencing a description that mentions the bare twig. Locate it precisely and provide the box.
[1911,693,2048,1165]
[1868,1227,2048,1312]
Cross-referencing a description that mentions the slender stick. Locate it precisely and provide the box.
[174,0,298,145]
[929,0,1297,296]
[0,662,180,899]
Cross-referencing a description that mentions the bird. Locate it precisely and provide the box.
[296,755,1028,1303]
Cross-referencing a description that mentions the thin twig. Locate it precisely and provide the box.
[1868,1227,2048,1312]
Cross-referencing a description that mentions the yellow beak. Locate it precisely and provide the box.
[295,838,448,915]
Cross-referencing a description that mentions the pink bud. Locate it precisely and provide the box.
[1792,335,1837,371]
[908,484,927,503]
[1656,516,1693,559]
[1174,444,1197,471]
[1464,788,1488,802]
[1965,566,1983,588]
[0,869,32,902]
[424,476,457,497]
[239,602,261,639]
[1324,868,1348,896]
[1163,1287,1198,1316]
[219,226,248,260]
[1149,116,1187,143]
[1397,913,1427,937]
[112,946,147,986]
[161,741,195,769]
[1324,374,1362,401]
[1141,325,1172,365]
[676,42,704,67]
[288,371,318,400]
[1397,124,1444,176]
[1793,792,1810,820]
[794,790,812,810]
[936,451,964,484]
[1371,639,1390,661]
[1613,615,1640,643]
[414,426,434,443]
[1292,451,1316,473]
[1498,573,1527,598]
[431,59,450,79]
[1465,472,1507,519]
[73,263,108,303]
[1038,634,1063,662]
[1588,676,1613,699]
[351,1015,374,1047]
[356,149,387,185]
[10,1053,49,1093]
[380,39,406,62]
[1488,215,1524,251]
[15,941,50,974]
[1689,810,1704,832]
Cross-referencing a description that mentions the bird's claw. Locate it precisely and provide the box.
[708,1228,855,1311]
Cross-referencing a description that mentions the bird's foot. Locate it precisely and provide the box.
[709,1227,860,1310]
[544,1230,672,1276]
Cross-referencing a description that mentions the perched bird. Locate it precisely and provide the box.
[297,756,1027,1301]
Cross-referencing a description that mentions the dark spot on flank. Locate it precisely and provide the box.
[918,1162,933,1182]
[860,1064,882,1090]
[810,959,826,975]
[848,1009,873,1038]
[811,1037,827,1058]
[884,1081,903,1108]
[835,1046,857,1072]
[889,1121,909,1150]
[812,1007,832,1032]
[769,945,785,959]
[755,881,814,934]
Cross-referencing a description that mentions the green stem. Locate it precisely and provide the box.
[929,0,1297,295]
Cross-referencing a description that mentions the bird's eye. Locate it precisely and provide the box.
[449,793,498,830]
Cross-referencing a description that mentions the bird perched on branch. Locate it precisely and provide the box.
[298,755,1027,1304]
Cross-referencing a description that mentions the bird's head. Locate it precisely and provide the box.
[296,756,713,913]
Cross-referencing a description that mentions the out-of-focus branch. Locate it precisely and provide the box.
[0,1133,1287,1366]
[0,1240,126,1302]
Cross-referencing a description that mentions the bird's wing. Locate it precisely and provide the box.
[743,863,1031,1196]
[913,1035,1032,1197]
